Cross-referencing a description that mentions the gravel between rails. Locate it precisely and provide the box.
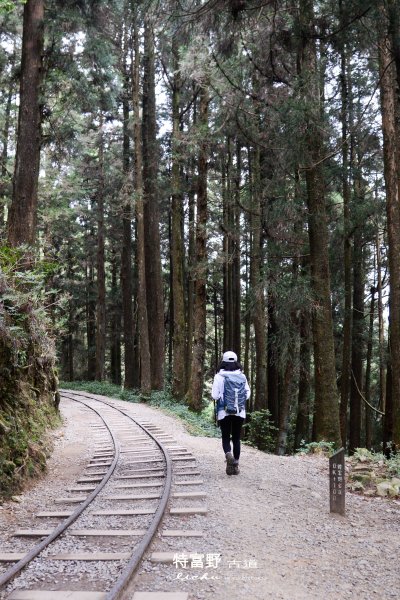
[0,393,399,600]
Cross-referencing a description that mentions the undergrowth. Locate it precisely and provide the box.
[243,409,278,453]
[296,440,336,456]
[352,447,400,478]
[0,246,60,500]
[60,380,220,438]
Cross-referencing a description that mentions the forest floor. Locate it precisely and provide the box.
[0,394,399,600]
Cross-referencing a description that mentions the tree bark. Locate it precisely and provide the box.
[249,145,268,410]
[222,142,233,351]
[379,25,400,449]
[186,156,196,388]
[95,115,106,381]
[171,37,187,399]
[110,248,122,386]
[86,246,96,381]
[276,361,293,456]
[232,140,242,359]
[8,0,44,246]
[267,298,279,426]
[365,285,375,449]
[339,8,352,448]
[349,222,364,453]
[120,5,136,389]
[132,14,151,396]
[142,17,165,390]
[1,54,15,230]
[298,0,341,446]
[186,86,208,412]
[243,220,251,379]
[294,310,312,449]
[376,231,386,413]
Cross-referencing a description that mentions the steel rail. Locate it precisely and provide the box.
[0,396,121,589]
[60,389,173,600]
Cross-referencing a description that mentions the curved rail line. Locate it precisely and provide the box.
[0,390,173,600]
[0,395,121,589]
[61,389,173,600]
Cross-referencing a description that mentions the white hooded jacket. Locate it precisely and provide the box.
[211,369,251,421]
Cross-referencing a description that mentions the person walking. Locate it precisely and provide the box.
[212,350,250,475]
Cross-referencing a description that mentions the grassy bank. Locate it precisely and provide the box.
[0,248,60,500]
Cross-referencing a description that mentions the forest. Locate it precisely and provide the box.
[1,0,400,464]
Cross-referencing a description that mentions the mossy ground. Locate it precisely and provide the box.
[347,448,400,499]
[0,398,60,500]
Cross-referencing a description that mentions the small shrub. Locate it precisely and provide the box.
[353,448,385,463]
[387,454,400,478]
[296,440,335,456]
[243,409,278,453]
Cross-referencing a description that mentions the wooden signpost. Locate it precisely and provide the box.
[329,448,345,515]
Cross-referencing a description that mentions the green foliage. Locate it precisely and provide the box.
[296,440,336,456]
[387,455,400,478]
[352,447,384,463]
[0,248,59,368]
[0,248,59,500]
[352,447,400,478]
[61,381,220,438]
[243,410,278,453]
[0,400,60,499]
[0,0,26,14]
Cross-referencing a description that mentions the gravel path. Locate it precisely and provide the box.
[0,394,399,600]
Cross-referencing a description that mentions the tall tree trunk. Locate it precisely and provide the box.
[339,10,352,448]
[365,285,376,449]
[297,0,341,446]
[276,361,293,455]
[186,157,196,388]
[187,86,208,412]
[61,244,75,381]
[232,140,242,359]
[95,116,106,381]
[222,142,233,351]
[121,7,136,389]
[168,211,174,371]
[110,248,122,386]
[249,145,267,410]
[267,298,279,426]
[294,310,312,449]
[376,231,386,413]
[384,345,393,456]
[8,0,44,246]
[171,37,187,398]
[132,14,151,396]
[213,286,219,372]
[1,55,15,230]
[86,249,96,381]
[142,17,165,390]
[244,220,251,378]
[349,222,364,453]
[379,25,400,450]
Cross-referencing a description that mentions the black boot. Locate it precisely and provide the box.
[225,452,235,475]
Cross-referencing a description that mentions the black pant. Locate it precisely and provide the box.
[219,415,245,460]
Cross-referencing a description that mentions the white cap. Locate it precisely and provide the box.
[222,350,237,362]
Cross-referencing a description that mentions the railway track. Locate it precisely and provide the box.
[0,390,208,600]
